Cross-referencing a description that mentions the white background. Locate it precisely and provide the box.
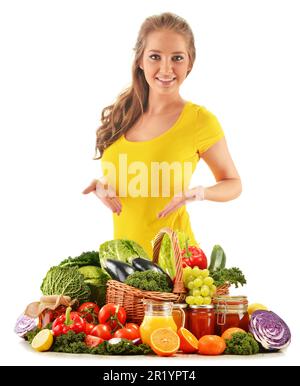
[1,0,299,366]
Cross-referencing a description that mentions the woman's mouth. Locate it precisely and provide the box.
[155,77,176,87]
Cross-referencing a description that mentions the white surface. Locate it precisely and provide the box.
[15,340,298,366]
[1,0,300,366]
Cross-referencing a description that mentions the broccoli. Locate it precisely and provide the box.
[125,270,172,292]
[225,332,260,355]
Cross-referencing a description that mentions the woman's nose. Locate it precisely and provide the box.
[160,58,173,75]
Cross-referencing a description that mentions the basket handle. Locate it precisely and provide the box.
[152,227,186,295]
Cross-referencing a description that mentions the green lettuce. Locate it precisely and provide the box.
[157,230,189,279]
[99,239,149,268]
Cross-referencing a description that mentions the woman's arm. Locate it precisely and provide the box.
[200,137,242,202]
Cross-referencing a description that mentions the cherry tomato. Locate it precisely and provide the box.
[85,335,104,347]
[125,323,139,332]
[91,324,113,340]
[85,322,96,335]
[113,328,136,340]
[78,302,100,324]
[98,303,127,330]
[198,335,226,355]
[124,323,140,339]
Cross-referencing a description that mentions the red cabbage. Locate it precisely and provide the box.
[14,314,37,338]
[249,310,291,350]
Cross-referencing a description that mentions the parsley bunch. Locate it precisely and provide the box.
[210,267,246,288]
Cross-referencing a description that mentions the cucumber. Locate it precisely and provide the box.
[208,245,226,272]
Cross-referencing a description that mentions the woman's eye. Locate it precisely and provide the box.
[149,54,160,60]
[149,55,184,61]
[173,55,184,62]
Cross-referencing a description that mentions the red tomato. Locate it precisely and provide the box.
[113,328,136,340]
[98,303,127,329]
[78,302,100,324]
[85,322,96,335]
[124,323,140,339]
[125,323,139,332]
[85,335,104,347]
[91,324,112,340]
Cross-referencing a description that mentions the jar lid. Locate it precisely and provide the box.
[173,303,188,309]
[212,295,248,306]
[189,305,214,309]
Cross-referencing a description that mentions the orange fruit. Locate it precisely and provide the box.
[177,327,198,353]
[150,328,180,357]
[198,335,226,355]
[221,327,246,341]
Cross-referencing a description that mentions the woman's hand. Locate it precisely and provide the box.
[82,178,122,215]
[157,186,205,218]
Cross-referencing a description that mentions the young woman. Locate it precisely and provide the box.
[83,12,242,258]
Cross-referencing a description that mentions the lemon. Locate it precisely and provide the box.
[248,303,268,316]
[31,329,53,352]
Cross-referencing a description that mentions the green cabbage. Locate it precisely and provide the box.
[40,266,91,302]
[78,266,110,307]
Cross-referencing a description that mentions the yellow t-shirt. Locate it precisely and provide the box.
[101,101,224,258]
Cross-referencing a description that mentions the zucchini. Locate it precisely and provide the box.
[208,245,226,272]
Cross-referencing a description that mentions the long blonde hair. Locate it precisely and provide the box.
[94,12,196,159]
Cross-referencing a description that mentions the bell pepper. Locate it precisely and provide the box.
[181,239,207,269]
[52,306,86,336]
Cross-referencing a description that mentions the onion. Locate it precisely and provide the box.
[108,338,123,345]
[14,314,37,338]
[132,338,142,346]
[249,310,291,350]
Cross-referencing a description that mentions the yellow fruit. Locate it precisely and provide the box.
[31,329,53,352]
[248,303,268,316]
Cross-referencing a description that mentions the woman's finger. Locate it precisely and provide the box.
[160,202,183,218]
[113,199,122,213]
[105,197,122,215]
[82,180,97,194]
[100,197,119,214]
[158,197,184,218]
[158,201,184,218]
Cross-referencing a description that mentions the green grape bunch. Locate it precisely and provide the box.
[183,266,216,306]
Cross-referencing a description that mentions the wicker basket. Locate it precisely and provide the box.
[105,227,187,324]
[215,282,230,296]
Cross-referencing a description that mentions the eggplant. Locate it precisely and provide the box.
[104,259,135,282]
[132,258,173,288]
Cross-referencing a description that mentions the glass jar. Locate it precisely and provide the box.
[38,305,67,328]
[172,303,188,330]
[213,295,249,336]
[140,300,177,345]
[187,305,215,339]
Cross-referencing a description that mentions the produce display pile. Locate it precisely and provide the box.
[15,231,291,357]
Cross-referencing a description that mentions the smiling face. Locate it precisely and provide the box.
[139,29,192,96]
